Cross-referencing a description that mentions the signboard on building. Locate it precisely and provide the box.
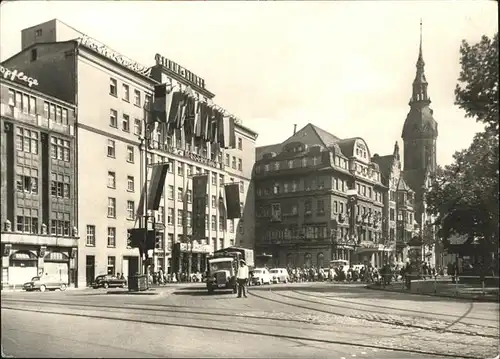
[155,53,205,89]
[179,242,212,254]
[0,65,38,87]
[78,36,152,77]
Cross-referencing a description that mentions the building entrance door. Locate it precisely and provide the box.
[86,255,95,287]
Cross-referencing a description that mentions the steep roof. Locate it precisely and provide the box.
[397,177,412,192]
[372,155,394,181]
[310,124,341,147]
[335,138,358,157]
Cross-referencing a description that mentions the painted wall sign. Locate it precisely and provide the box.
[155,53,205,89]
[78,36,152,77]
[0,65,39,87]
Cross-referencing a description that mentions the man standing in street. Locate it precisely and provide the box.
[237,259,249,298]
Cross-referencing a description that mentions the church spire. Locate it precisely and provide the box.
[410,19,430,106]
[417,19,424,67]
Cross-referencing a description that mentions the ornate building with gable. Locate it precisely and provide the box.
[253,124,392,269]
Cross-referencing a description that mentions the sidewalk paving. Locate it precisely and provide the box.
[366,280,500,302]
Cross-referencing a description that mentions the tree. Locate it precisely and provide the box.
[426,33,499,259]
[455,33,499,134]
[426,127,499,251]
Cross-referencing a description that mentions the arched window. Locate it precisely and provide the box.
[317,252,324,268]
[304,253,312,268]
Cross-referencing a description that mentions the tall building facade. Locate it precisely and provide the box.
[254,124,394,268]
[3,19,257,287]
[401,25,439,266]
[0,66,78,288]
[372,143,417,264]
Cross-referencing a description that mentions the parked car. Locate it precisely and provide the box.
[270,268,289,284]
[251,268,271,285]
[92,275,127,289]
[23,275,67,292]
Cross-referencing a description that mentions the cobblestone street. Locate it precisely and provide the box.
[2,283,498,358]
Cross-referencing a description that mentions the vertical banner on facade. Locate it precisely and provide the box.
[192,175,208,241]
[152,83,172,124]
[218,188,227,230]
[136,180,147,220]
[224,183,241,219]
[147,164,169,211]
[222,116,236,149]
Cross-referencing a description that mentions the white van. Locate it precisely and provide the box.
[269,268,289,284]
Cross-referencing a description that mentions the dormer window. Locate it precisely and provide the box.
[288,160,294,168]
[264,164,270,172]
[301,157,307,167]
[274,162,280,171]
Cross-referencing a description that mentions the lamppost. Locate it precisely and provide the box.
[346,189,358,261]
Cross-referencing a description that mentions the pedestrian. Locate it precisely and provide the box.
[236,259,249,298]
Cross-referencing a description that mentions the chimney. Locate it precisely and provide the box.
[293,124,297,135]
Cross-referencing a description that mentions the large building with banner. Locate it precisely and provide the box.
[0,65,79,289]
[2,19,257,287]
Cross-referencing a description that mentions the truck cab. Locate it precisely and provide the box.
[206,257,238,294]
[206,247,254,294]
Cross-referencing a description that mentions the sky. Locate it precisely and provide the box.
[0,1,497,166]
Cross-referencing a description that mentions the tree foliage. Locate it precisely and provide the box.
[426,33,499,252]
[455,33,499,133]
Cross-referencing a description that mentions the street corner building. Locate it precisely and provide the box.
[0,64,78,289]
[253,27,441,269]
[1,19,258,288]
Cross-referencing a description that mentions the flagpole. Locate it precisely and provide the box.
[143,106,150,279]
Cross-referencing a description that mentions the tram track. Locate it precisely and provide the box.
[249,288,498,339]
[292,289,497,324]
[1,301,486,359]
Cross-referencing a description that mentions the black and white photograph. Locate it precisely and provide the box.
[0,1,498,358]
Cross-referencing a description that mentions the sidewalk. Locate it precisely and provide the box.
[366,280,500,302]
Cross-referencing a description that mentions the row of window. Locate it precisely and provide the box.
[50,136,71,162]
[258,200,383,221]
[15,212,72,236]
[107,139,135,163]
[256,156,322,173]
[257,178,383,203]
[51,173,71,199]
[16,166,38,194]
[263,226,382,242]
[224,153,244,172]
[109,78,151,108]
[16,128,71,163]
[16,127,38,154]
[109,108,143,135]
[86,224,240,248]
[7,89,70,125]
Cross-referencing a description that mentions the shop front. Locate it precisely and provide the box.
[354,242,394,267]
[172,242,212,276]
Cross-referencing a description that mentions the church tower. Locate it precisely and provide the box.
[402,21,438,174]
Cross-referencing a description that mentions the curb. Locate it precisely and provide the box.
[365,285,500,303]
